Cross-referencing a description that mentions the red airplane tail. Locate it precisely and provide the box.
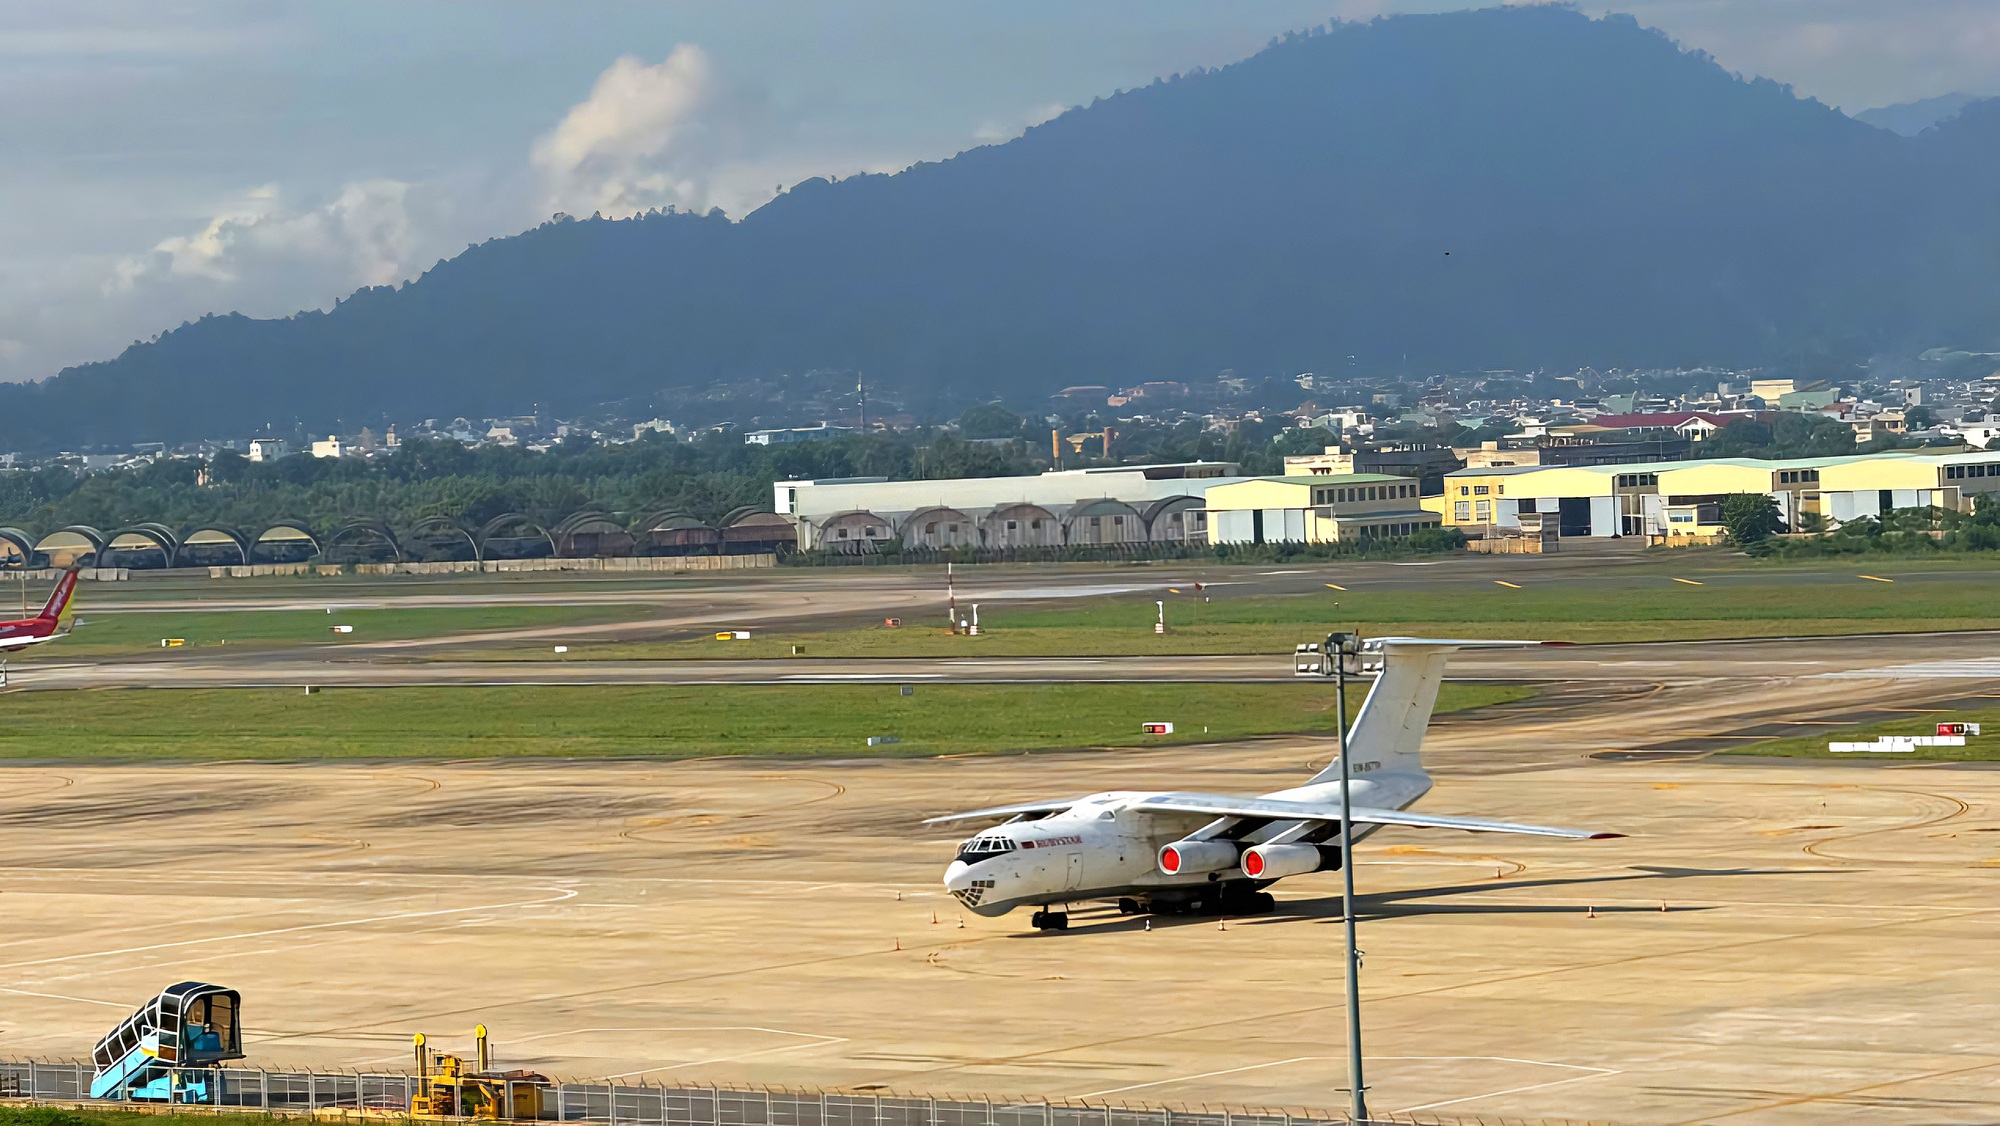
[38,567,79,626]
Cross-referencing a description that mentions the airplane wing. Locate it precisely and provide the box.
[921,798,1082,825]
[1127,792,1621,840]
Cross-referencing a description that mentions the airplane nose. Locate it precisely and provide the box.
[943,860,971,889]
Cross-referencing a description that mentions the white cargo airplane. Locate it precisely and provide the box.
[932,637,1620,930]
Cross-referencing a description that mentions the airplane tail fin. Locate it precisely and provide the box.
[38,567,79,630]
[1309,637,1556,783]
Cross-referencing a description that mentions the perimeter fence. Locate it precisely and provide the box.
[0,1061,1609,1126]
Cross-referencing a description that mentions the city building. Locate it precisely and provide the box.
[1750,378,1798,404]
[248,439,289,462]
[1456,441,1545,469]
[744,423,854,446]
[1533,434,1693,466]
[1280,443,1463,492]
[775,462,1244,551]
[1851,410,1908,444]
[309,436,344,459]
[1201,475,1441,545]
[1943,419,2000,449]
[1579,411,1743,441]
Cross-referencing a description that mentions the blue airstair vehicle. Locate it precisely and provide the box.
[90,982,244,1102]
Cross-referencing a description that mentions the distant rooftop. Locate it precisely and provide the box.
[1043,461,1240,478]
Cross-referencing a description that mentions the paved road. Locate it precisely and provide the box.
[14,630,2000,691]
[72,544,1980,618]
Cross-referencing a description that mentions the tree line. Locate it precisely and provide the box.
[0,413,1305,538]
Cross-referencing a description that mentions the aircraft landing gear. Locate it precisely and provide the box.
[1116,898,1143,915]
[1030,909,1070,931]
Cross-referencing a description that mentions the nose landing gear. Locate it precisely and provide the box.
[1029,909,1070,931]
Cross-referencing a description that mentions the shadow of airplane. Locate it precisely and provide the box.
[1243,864,1821,924]
[1003,865,1824,935]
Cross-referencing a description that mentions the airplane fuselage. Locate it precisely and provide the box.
[943,771,1430,917]
[0,618,62,651]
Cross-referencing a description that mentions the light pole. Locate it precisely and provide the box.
[1326,630,1367,1124]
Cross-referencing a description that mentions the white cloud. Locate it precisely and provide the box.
[0,176,492,383]
[532,45,753,218]
[0,44,804,382]
[110,179,435,296]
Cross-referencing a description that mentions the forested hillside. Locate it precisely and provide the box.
[6,6,2000,450]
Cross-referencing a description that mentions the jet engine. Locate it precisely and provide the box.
[1240,843,1338,880]
[1157,839,1240,876]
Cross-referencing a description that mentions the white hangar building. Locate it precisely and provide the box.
[773,462,1247,551]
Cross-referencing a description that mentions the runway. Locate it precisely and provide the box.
[14,629,2000,692]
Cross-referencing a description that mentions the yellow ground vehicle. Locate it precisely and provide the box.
[409,1026,549,1119]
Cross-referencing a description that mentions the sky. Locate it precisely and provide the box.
[1,0,1996,384]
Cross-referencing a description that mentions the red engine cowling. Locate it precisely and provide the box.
[1240,843,1334,880]
[1157,839,1240,875]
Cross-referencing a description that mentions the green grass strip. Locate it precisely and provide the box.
[0,682,1529,761]
[1728,705,2000,762]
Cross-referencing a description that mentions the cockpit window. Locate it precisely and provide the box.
[955,835,1017,864]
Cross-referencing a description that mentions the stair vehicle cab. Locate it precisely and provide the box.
[91,982,243,1102]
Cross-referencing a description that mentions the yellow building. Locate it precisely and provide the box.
[1202,475,1440,544]
[1655,457,1839,533]
[1431,448,1999,539]
[1819,449,2000,521]
[1433,464,1648,537]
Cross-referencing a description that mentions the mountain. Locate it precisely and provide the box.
[1854,92,1982,136]
[9,5,2000,450]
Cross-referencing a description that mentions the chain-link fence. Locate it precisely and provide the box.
[0,1060,1610,1126]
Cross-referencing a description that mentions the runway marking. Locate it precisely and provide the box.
[507,1026,849,1080]
[258,937,987,1046]
[1683,1055,2000,1123]
[1071,1054,1618,1110]
[1493,581,1522,589]
[1859,574,1894,582]
[1072,1056,1325,1097]
[0,885,579,971]
[0,986,132,1008]
[1670,577,1703,586]
[0,866,921,892]
[1324,583,1348,591]
[780,673,948,681]
[1389,1057,1622,1114]
[1814,657,2000,680]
